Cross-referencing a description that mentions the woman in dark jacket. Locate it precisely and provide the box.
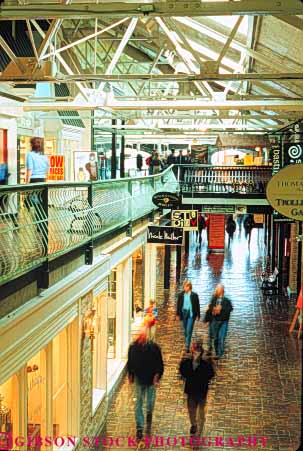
[180,340,214,435]
[176,280,200,352]
[243,214,255,246]
[203,284,233,359]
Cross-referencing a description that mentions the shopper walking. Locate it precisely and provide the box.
[204,284,233,359]
[179,340,214,435]
[143,299,158,341]
[176,280,201,352]
[127,327,164,440]
[26,137,49,183]
[243,214,255,246]
[166,148,176,166]
[150,152,163,175]
[226,215,236,248]
[196,212,206,246]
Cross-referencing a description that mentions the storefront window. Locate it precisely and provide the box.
[0,375,18,439]
[52,329,67,437]
[92,290,107,412]
[132,248,144,327]
[27,350,47,448]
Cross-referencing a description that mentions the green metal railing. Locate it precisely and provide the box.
[0,167,178,286]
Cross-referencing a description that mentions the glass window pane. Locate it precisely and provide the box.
[0,375,18,439]
[27,350,46,449]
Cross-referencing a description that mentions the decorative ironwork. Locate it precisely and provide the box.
[0,167,177,285]
[180,165,272,194]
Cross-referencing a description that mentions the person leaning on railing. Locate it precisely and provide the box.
[26,137,49,183]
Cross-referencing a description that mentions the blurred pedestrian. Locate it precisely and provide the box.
[196,212,206,246]
[226,215,236,248]
[150,152,163,175]
[179,340,215,435]
[203,284,233,359]
[176,280,201,352]
[166,148,176,166]
[127,327,164,440]
[26,137,49,183]
[143,299,158,341]
[243,214,255,246]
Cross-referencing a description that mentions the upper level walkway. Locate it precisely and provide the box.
[0,165,272,288]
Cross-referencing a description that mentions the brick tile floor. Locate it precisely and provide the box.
[98,229,301,451]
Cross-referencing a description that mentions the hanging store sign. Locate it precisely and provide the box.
[171,210,198,230]
[208,214,225,251]
[266,163,303,221]
[271,143,282,176]
[48,155,64,181]
[147,226,183,245]
[152,192,180,209]
[284,143,303,166]
[202,205,235,214]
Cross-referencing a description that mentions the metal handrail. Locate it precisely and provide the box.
[0,166,178,286]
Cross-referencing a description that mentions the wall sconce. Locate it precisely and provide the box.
[83,304,98,351]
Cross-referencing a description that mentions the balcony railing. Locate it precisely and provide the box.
[0,167,177,286]
[178,165,272,194]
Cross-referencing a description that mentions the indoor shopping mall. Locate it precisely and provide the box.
[0,2,302,451]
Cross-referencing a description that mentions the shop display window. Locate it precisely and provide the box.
[0,375,18,440]
[27,350,47,449]
[92,290,107,412]
[52,329,67,437]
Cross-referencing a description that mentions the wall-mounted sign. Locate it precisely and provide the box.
[208,214,225,251]
[284,143,303,166]
[202,205,235,214]
[152,192,180,209]
[266,163,303,221]
[253,214,264,224]
[171,210,198,230]
[147,226,183,245]
[74,151,98,181]
[271,143,281,176]
[48,155,64,181]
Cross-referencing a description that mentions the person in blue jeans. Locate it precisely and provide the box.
[203,284,233,359]
[176,280,201,352]
[127,327,164,441]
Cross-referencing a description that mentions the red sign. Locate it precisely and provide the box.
[48,155,64,181]
[297,287,302,309]
[208,214,225,251]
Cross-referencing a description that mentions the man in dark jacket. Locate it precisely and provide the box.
[127,328,164,440]
[203,284,233,359]
[176,280,200,352]
[166,148,176,166]
[180,340,214,435]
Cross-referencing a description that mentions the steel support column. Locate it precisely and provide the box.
[120,120,125,178]
[111,119,117,179]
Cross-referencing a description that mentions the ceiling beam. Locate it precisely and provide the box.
[40,18,129,60]
[1,1,303,19]
[3,72,303,83]
[18,99,303,112]
[0,35,26,73]
[273,15,303,31]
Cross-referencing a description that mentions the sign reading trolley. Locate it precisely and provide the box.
[266,163,303,221]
